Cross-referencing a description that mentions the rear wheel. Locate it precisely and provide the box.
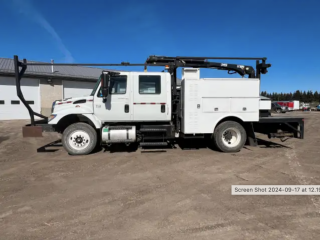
[62,122,97,155]
[213,121,246,153]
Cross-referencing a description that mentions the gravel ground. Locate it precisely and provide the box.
[0,111,320,240]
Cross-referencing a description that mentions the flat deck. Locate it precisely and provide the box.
[259,116,304,123]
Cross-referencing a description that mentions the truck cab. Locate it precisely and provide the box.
[50,71,171,125]
[92,72,171,122]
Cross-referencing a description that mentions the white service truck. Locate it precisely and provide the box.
[14,55,304,155]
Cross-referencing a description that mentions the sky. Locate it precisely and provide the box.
[0,0,319,93]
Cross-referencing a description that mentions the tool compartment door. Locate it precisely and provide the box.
[133,72,170,121]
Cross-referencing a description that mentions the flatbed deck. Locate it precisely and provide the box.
[255,116,304,139]
[259,116,304,123]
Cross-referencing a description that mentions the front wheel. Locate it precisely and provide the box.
[62,122,98,155]
[212,121,247,153]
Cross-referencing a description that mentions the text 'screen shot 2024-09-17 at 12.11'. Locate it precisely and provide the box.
[232,185,320,195]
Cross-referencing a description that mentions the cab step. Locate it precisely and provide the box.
[108,126,132,130]
[140,129,167,132]
[139,142,168,147]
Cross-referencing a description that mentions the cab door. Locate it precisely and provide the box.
[93,73,132,122]
[133,72,170,121]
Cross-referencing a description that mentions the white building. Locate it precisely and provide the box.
[0,58,112,120]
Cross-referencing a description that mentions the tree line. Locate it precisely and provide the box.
[260,90,320,103]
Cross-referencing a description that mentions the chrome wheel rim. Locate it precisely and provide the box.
[222,128,241,148]
[68,130,90,150]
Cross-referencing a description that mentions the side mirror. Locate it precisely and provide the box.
[101,74,110,102]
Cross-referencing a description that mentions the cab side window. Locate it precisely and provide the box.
[109,76,127,94]
[97,75,127,97]
[139,75,161,94]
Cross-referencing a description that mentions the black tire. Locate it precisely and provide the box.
[276,108,281,113]
[212,121,247,153]
[62,122,98,155]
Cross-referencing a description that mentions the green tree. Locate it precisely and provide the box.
[314,91,319,103]
[260,90,320,103]
[306,90,313,103]
[302,91,307,102]
[267,92,272,99]
[293,90,301,101]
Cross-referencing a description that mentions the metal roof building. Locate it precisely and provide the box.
[0,57,110,81]
[0,57,181,83]
[0,57,113,120]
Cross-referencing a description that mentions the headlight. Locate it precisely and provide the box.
[48,114,57,122]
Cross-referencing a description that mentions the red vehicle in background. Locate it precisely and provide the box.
[275,101,299,111]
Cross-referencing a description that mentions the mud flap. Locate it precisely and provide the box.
[245,123,258,146]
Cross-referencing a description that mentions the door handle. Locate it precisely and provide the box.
[161,104,165,113]
[125,104,129,113]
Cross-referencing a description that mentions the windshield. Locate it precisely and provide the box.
[90,77,101,96]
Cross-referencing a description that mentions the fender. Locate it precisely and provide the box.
[49,112,102,129]
[212,114,246,132]
[81,114,102,129]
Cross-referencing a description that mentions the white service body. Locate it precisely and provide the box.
[180,69,260,134]
[259,98,272,110]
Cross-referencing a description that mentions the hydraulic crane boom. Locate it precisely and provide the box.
[145,55,271,77]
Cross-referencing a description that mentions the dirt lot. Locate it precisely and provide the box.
[0,112,320,240]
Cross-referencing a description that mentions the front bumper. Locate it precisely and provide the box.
[22,119,56,137]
